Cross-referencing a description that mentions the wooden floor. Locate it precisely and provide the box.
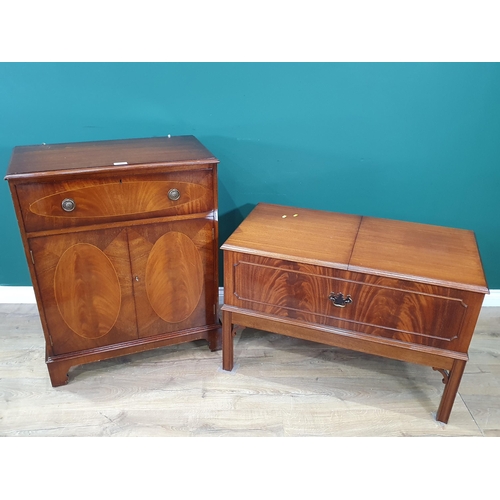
[1,304,499,437]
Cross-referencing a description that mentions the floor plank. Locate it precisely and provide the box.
[1,304,498,437]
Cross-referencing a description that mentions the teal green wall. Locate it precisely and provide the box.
[1,63,499,288]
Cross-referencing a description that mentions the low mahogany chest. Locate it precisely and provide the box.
[221,203,489,423]
[6,135,221,386]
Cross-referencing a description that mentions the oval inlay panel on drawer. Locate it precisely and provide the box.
[29,181,211,219]
[54,243,122,339]
[146,231,203,323]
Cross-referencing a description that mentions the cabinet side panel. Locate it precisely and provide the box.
[6,181,57,354]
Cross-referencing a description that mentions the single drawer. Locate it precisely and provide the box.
[16,168,214,232]
[229,255,471,351]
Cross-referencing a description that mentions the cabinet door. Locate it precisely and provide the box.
[30,227,138,355]
[127,218,217,338]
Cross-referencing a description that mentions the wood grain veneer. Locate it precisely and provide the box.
[221,203,489,423]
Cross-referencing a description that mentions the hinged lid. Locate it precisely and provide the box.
[349,215,489,293]
[222,202,489,293]
[221,203,361,270]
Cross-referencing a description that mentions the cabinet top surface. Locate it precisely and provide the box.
[5,135,218,178]
[222,203,488,293]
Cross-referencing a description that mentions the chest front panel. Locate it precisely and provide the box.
[227,253,480,352]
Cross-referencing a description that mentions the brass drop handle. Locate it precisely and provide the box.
[329,292,353,308]
[168,188,181,201]
[61,198,76,212]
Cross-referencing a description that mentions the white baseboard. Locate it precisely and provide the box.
[0,286,37,304]
[483,290,500,307]
[1,286,500,307]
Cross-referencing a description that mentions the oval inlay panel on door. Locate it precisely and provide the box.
[146,232,203,323]
[54,243,122,339]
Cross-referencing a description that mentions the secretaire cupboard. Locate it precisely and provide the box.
[5,135,221,386]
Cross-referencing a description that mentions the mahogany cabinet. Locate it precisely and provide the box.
[221,203,489,423]
[5,135,220,386]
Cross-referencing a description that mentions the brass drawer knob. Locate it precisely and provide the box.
[329,292,353,308]
[168,188,181,201]
[61,198,76,212]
